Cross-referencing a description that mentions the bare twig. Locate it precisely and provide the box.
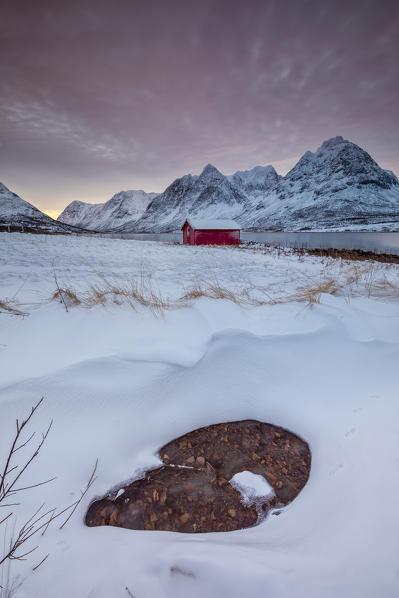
[0,398,46,502]
[53,269,69,312]
[59,460,98,529]
[32,553,49,572]
[0,398,99,590]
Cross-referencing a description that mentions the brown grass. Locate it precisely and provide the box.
[50,260,399,315]
[0,299,27,316]
[287,278,343,305]
[369,276,399,299]
[52,288,82,307]
[179,281,265,306]
[52,278,172,315]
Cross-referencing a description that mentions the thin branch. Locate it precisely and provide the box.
[59,460,98,529]
[0,398,99,574]
[13,476,57,493]
[0,398,44,498]
[14,432,36,452]
[32,553,49,572]
[23,503,46,529]
[40,509,56,537]
[2,465,18,477]
[0,513,12,527]
[10,545,38,561]
[2,420,53,501]
[53,268,69,312]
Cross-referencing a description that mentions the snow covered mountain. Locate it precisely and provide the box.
[0,182,81,233]
[240,136,399,231]
[114,137,399,232]
[58,189,158,231]
[227,165,281,200]
[115,164,250,233]
[5,137,397,235]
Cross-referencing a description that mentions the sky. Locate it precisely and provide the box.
[1,0,398,218]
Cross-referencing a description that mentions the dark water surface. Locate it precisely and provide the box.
[103,231,399,254]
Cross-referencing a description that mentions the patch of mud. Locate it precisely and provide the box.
[86,420,311,533]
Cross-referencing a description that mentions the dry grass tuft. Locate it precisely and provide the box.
[0,298,27,316]
[52,288,82,308]
[180,281,264,306]
[282,262,399,306]
[50,260,399,315]
[288,278,343,306]
[52,278,172,315]
[369,276,399,299]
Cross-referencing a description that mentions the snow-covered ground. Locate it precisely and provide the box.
[1,232,399,598]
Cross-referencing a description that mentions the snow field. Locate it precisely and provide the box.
[0,232,399,597]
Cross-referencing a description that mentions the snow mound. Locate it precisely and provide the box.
[230,471,274,505]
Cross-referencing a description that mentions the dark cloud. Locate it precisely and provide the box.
[1,0,398,214]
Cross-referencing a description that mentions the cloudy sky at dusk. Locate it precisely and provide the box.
[1,0,398,217]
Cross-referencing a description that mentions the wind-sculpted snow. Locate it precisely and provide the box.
[0,233,399,597]
[57,189,157,231]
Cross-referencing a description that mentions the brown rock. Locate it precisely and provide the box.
[180,513,190,523]
[86,419,311,534]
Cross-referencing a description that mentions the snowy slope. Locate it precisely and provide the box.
[240,136,399,231]
[0,233,399,598]
[58,190,158,231]
[0,182,80,233]
[228,164,281,200]
[117,137,399,232]
[117,164,248,233]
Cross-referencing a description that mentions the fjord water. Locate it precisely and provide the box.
[242,231,399,253]
[104,231,399,253]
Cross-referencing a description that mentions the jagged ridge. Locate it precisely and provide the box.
[58,189,158,231]
[114,136,399,232]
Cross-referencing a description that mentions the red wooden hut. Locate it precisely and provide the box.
[182,219,241,245]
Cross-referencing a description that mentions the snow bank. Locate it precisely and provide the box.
[0,233,399,598]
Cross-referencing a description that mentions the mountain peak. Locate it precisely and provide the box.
[199,164,223,179]
[58,189,155,231]
[317,136,349,153]
[0,182,12,195]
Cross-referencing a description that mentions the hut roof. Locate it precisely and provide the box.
[182,218,241,230]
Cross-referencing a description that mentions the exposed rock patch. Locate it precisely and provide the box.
[86,419,311,533]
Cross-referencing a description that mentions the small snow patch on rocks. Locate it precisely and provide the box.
[230,471,274,505]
